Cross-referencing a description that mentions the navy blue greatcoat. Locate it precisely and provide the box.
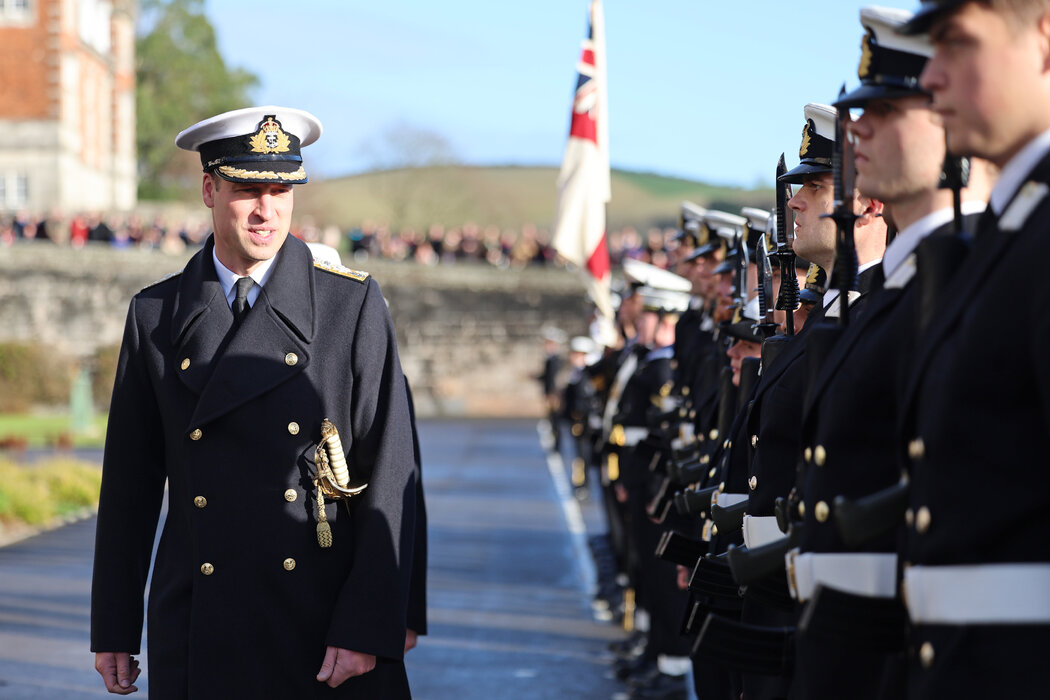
[898,156,1050,699]
[91,234,416,699]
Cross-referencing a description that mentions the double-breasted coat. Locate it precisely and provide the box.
[791,218,975,700]
[898,154,1050,699]
[90,235,417,699]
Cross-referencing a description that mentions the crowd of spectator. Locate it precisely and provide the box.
[0,210,681,269]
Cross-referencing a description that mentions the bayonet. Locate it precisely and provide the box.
[826,86,858,326]
[774,154,799,335]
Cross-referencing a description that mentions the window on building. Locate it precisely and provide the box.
[14,174,28,208]
[0,174,29,210]
[78,0,112,54]
[0,0,33,23]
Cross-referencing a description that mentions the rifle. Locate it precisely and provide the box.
[938,139,971,235]
[774,154,799,335]
[918,139,972,331]
[825,86,858,326]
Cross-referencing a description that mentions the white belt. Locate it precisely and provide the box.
[742,515,786,549]
[622,427,649,447]
[715,492,748,509]
[904,564,1050,624]
[787,551,897,602]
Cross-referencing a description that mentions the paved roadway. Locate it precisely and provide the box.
[0,419,626,698]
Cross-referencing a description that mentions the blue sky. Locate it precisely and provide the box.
[202,0,918,188]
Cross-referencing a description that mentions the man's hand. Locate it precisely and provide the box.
[316,646,376,688]
[94,652,140,694]
[404,629,418,653]
[676,564,690,591]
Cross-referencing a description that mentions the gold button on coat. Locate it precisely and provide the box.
[804,447,813,463]
[815,501,830,523]
[180,358,191,370]
[798,501,806,518]
[709,429,719,440]
[287,422,300,435]
[283,558,296,571]
[751,435,758,448]
[916,506,932,534]
[814,445,827,467]
[190,429,202,441]
[284,489,297,502]
[749,476,758,491]
[920,641,935,668]
[908,438,926,460]
[194,496,207,509]
[285,352,298,366]
[905,508,914,527]
[200,563,214,576]
[708,468,717,479]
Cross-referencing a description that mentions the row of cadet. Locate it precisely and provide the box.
[548,2,1050,699]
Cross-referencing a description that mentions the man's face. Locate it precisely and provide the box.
[682,252,721,298]
[714,271,736,323]
[653,313,677,348]
[921,2,1050,165]
[618,292,643,327]
[852,96,946,203]
[204,175,294,275]
[788,173,836,264]
[695,248,725,299]
[726,338,762,386]
[635,311,659,347]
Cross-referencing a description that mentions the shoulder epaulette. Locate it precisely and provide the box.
[140,271,182,291]
[313,259,370,283]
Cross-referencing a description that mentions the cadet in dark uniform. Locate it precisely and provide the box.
[91,107,417,698]
[539,327,567,453]
[894,1,1050,696]
[790,9,992,699]
[699,104,888,700]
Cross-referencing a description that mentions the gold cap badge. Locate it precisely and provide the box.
[249,116,291,154]
[799,119,814,158]
[858,28,874,79]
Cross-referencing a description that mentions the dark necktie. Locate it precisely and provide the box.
[232,277,254,323]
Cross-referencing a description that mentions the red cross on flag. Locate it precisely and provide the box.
[553,0,614,324]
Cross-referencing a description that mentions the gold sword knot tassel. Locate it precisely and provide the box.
[315,484,332,548]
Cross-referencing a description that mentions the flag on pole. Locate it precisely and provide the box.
[553,0,614,327]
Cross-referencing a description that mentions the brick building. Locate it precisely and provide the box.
[0,0,136,215]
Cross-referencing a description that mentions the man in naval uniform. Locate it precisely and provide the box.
[790,8,992,699]
[90,106,416,698]
[892,1,1050,696]
[703,104,887,700]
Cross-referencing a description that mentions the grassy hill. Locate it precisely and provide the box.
[292,165,773,231]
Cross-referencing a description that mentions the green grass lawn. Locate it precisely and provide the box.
[0,413,109,449]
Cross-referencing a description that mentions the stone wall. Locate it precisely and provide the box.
[0,243,593,417]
